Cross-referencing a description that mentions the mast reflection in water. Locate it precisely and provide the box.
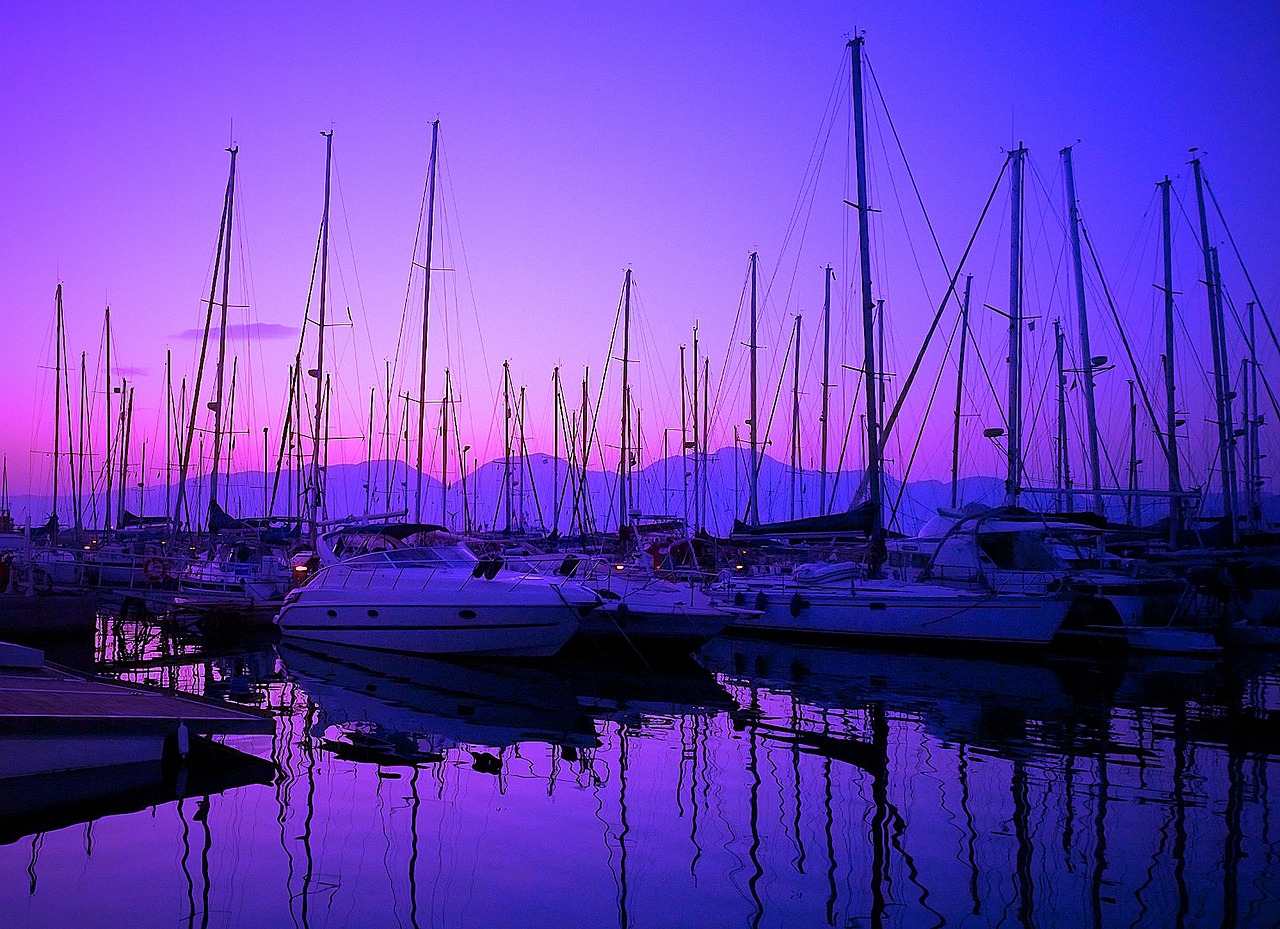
[2,616,1278,928]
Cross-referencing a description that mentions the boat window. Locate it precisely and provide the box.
[977,532,1058,570]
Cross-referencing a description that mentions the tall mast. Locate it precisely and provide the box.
[1158,177,1183,541]
[364,388,374,518]
[619,268,634,532]
[414,119,441,524]
[581,368,590,536]
[1005,144,1027,508]
[747,252,760,526]
[1062,145,1104,514]
[309,129,334,542]
[819,265,833,515]
[75,351,86,534]
[679,345,689,529]
[52,285,64,529]
[850,36,883,570]
[552,365,561,535]
[117,381,132,524]
[1054,319,1071,512]
[702,357,710,531]
[790,315,802,520]
[1126,380,1138,523]
[503,360,513,532]
[691,323,700,529]
[1193,156,1237,542]
[104,305,113,531]
[1246,301,1262,528]
[440,367,451,527]
[165,349,172,524]
[951,275,973,509]
[207,146,239,526]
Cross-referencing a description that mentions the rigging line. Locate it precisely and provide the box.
[888,310,959,529]
[332,154,378,380]
[864,53,952,273]
[440,142,498,429]
[1220,286,1280,429]
[270,205,325,514]
[827,366,866,507]
[745,319,799,522]
[390,135,435,392]
[1204,174,1280,371]
[765,59,846,314]
[1080,222,1170,462]
[848,157,1010,513]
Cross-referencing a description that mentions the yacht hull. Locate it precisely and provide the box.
[721,581,1071,646]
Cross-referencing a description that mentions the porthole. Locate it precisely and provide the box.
[368,609,379,618]
[327,609,337,618]
[459,609,477,619]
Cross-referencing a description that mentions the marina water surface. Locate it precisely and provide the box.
[3,614,1278,928]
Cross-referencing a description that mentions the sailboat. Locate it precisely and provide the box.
[717,38,1074,650]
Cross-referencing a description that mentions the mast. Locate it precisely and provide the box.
[1054,319,1072,512]
[790,315,802,520]
[619,268,633,532]
[679,345,689,530]
[75,351,86,534]
[52,284,64,529]
[503,360,513,532]
[581,368,590,536]
[1246,301,1262,528]
[414,119,441,524]
[747,252,760,526]
[1158,177,1183,541]
[440,368,451,527]
[820,265,833,515]
[204,144,238,524]
[552,366,561,535]
[104,305,113,531]
[692,323,700,529]
[1005,144,1027,508]
[364,388,374,518]
[165,349,173,523]
[702,357,710,531]
[951,275,973,509]
[1127,380,1138,524]
[850,36,884,570]
[309,129,334,542]
[1192,156,1237,544]
[1062,145,1104,514]
[117,382,133,525]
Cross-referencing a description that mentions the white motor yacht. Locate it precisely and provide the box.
[276,537,597,657]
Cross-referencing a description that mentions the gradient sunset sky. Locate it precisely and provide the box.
[3,2,1277,516]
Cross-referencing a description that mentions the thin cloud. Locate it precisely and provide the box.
[176,322,298,342]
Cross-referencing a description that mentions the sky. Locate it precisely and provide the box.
[3,1,1278,520]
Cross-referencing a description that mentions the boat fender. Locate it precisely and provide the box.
[616,601,630,624]
[733,591,746,607]
[471,559,489,579]
[789,594,809,617]
[176,720,190,759]
[144,557,167,583]
[754,592,768,614]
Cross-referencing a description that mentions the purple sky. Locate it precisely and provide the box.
[3,2,1277,512]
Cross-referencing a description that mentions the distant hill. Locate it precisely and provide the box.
[8,448,1275,537]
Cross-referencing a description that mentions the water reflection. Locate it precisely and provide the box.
[1,614,1277,928]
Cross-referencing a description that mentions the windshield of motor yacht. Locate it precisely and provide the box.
[342,545,479,569]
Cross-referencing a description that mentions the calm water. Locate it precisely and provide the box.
[3,616,1279,928]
